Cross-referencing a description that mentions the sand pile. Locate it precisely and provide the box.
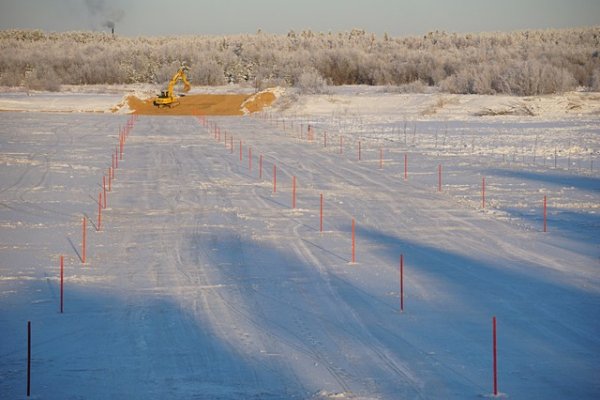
[126,88,277,116]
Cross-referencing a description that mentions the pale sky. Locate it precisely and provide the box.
[0,0,598,37]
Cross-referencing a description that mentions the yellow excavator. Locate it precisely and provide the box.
[153,66,191,108]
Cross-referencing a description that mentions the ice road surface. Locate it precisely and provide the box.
[1,107,599,399]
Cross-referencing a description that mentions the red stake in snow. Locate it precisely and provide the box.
[482,176,486,209]
[543,195,547,232]
[60,255,64,313]
[400,254,404,312]
[320,193,324,233]
[97,192,102,231]
[103,176,107,209]
[259,155,263,179]
[273,164,277,193]
[351,218,356,263]
[292,176,296,209]
[493,316,498,396]
[27,321,31,397]
[82,216,86,264]
[248,147,252,171]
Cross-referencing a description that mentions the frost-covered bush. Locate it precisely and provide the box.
[295,69,327,94]
[0,27,598,95]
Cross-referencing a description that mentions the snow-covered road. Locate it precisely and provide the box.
[1,112,598,399]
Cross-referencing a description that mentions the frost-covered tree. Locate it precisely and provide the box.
[0,26,598,95]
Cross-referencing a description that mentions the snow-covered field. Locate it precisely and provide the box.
[0,89,599,399]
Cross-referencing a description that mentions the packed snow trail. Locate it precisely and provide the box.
[1,113,598,399]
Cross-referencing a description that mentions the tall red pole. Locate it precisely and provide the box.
[320,194,324,232]
[259,155,263,179]
[400,254,404,312]
[60,255,64,313]
[351,218,356,263]
[482,176,486,209]
[103,176,107,209]
[292,176,296,209]
[248,147,252,170]
[543,195,547,232]
[108,167,112,191]
[82,217,86,264]
[493,316,498,396]
[97,192,102,231]
[27,321,31,397]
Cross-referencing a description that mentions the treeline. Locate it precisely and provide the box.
[0,27,599,95]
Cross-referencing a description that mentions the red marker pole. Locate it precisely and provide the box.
[97,192,102,231]
[108,167,112,191]
[438,164,442,192]
[248,147,252,171]
[404,154,408,180]
[102,176,107,209]
[60,255,64,313]
[543,195,547,232]
[482,176,486,209]
[493,316,498,396]
[27,321,31,397]
[259,155,263,179]
[292,176,296,209]
[351,218,356,263]
[273,164,277,193]
[82,217,86,264]
[320,193,324,232]
[400,254,404,312]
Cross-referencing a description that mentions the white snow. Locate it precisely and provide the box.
[0,89,599,399]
